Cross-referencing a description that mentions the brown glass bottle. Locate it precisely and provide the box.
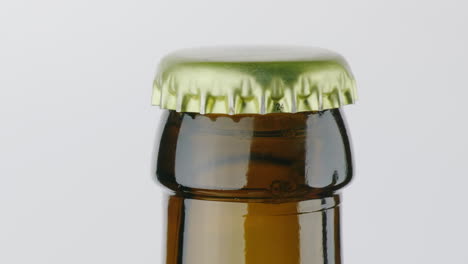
[154,109,353,264]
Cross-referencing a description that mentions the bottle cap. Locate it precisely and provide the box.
[153,46,357,114]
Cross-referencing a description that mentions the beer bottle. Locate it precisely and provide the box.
[152,47,357,264]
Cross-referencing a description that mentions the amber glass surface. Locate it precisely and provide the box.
[154,109,353,264]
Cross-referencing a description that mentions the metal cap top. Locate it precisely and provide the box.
[152,46,357,114]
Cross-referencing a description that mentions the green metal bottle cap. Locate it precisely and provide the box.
[152,46,357,114]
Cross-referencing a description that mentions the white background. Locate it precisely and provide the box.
[1,0,467,263]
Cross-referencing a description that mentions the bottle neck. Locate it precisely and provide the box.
[164,194,342,264]
[155,109,352,264]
